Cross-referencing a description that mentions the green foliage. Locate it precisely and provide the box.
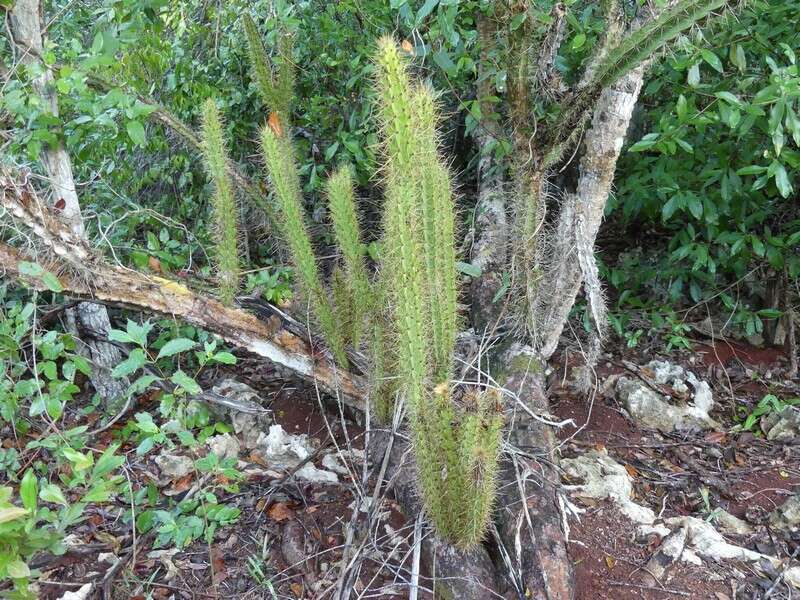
[740,393,800,433]
[607,0,800,337]
[200,99,240,305]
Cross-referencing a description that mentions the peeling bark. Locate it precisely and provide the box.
[0,172,366,408]
[537,68,645,360]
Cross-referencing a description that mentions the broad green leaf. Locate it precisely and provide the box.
[416,0,439,24]
[20,470,37,512]
[111,348,146,378]
[701,49,723,73]
[156,338,196,361]
[456,262,481,278]
[171,370,201,395]
[126,120,146,146]
[0,506,29,524]
[39,483,67,506]
[6,559,30,579]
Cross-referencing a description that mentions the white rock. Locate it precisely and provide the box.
[57,583,93,600]
[206,433,241,460]
[562,449,655,524]
[154,452,193,479]
[254,424,338,483]
[713,509,753,535]
[769,494,800,531]
[295,462,339,484]
[616,360,719,432]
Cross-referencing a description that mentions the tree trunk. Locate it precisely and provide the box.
[9,0,127,407]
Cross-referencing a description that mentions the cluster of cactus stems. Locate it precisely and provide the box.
[228,21,504,547]
[200,99,240,306]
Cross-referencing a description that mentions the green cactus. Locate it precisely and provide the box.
[200,99,240,305]
[375,38,502,548]
[260,124,348,368]
[409,84,459,383]
[326,166,371,348]
[243,14,294,123]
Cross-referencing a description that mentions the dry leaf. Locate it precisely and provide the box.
[290,582,303,598]
[401,39,413,53]
[148,256,162,273]
[624,464,639,478]
[210,546,228,586]
[267,502,295,522]
[604,555,616,570]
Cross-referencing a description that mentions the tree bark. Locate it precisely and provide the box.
[537,67,645,360]
[9,0,127,407]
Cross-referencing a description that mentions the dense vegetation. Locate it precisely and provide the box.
[1,0,797,596]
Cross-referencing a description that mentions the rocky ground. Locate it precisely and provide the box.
[26,334,800,600]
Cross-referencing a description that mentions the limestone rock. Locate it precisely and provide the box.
[616,360,719,432]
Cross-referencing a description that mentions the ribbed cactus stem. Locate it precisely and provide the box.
[243,14,294,123]
[200,99,240,305]
[410,85,458,382]
[260,124,348,367]
[375,38,428,411]
[327,166,371,347]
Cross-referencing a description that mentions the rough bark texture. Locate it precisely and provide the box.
[537,67,645,359]
[493,343,573,599]
[469,15,508,332]
[9,0,127,406]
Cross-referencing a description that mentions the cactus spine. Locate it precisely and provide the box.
[200,99,240,305]
[243,14,294,123]
[375,39,502,548]
[260,124,348,367]
[327,166,371,348]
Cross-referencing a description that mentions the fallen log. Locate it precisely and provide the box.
[0,170,365,410]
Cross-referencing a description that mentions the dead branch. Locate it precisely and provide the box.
[0,171,365,410]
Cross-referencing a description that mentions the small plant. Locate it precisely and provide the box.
[740,393,800,433]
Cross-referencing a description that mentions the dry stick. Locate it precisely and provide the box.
[408,512,423,600]
[607,581,691,596]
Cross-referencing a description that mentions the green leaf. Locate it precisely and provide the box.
[757,309,783,319]
[572,33,587,50]
[6,559,30,579]
[416,0,439,24]
[111,348,146,378]
[126,120,147,147]
[456,262,481,278]
[211,352,236,365]
[108,329,135,344]
[700,49,723,73]
[736,165,767,176]
[687,196,703,220]
[774,164,792,198]
[171,370,201,395]
[93,444,124,478]
[156,338,196,361]
[62,447,93,471]
[40,483,68,506]
[0,506,29,524]
[20,470,37,512]
[714,91,742,106]
[687,63,700,87]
